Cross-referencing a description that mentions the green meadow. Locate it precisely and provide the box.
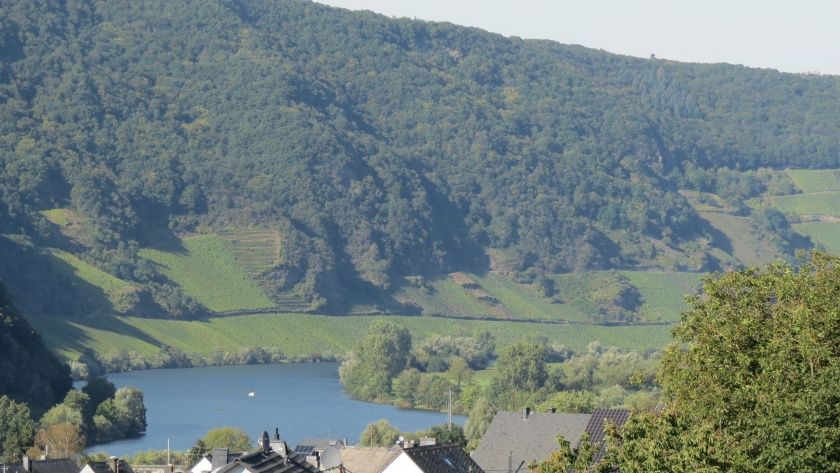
[621,271,703,322]
[34,313,673,361]
[792,222,840,255]
[786,169,840,193]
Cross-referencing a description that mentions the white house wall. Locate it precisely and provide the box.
[381,452,423,473]
[190,457,213,473]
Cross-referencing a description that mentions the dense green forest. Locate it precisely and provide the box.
[3,0,840,315]
[0,281,71,416]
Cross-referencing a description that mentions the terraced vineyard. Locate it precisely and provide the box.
[787,169,840,193]
[218,229,311,312]
[621,271,703,322]
[139,235,274,312]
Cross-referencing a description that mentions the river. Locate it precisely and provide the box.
[83,362,466,456]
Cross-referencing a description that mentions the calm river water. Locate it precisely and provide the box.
[84,362,465,456]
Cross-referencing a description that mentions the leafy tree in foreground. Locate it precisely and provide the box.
[608,253,840,472]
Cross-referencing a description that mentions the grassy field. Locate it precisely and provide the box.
[471,273,586,320]
[42,208,75,226]
[621,271,703,322]
[786,169,840,193]
[792,222,840,255]
[395,275,496,317]
[139,235,273,312]
[755,192,840,217]
[679,190,737,213]
[47,248,138,313]
[49,249,133,297]
[35,313,673,361]
[395,272,592,321]
[700,212,782,266]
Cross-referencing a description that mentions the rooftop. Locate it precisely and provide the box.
[470,410,591,472]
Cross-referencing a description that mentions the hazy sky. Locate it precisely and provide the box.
[316,0,840,75]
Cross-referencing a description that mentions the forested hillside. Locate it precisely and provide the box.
[4,0,840,315]
[0,281,71,416]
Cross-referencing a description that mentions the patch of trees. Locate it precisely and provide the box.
[0,378,146,461]
[37,377,147,449]
[185,427,253,466]
[3,0,840,312]
[339,321,660,451]
[71,346,339,379]
[461,339,659,451]
[359,420,466,449]
[570,253,840,471]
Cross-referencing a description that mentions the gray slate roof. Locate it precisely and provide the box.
[215,450,318,473]
[581,408,630,464]
[400,444,484,473]
[0,463,26,473]
[84,460,134,473]
[471,411,591,473]
[331,448,396,473]
[2,459,79,473]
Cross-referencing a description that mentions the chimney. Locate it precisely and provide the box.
[109,457,120,473]
[269,429,287,456]
[260,431,270,454]
[418,438,437,447]
[522,407,531,420]
[22,455,30,473]
[211,449,229,471]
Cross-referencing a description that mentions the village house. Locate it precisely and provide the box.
[190,449,244,473]
[379,441,484,473]
[471,407,629,472]
[307,437,482,473]
[212,431,318,473]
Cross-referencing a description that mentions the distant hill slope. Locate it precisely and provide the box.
[2,0,840,314]
[0,281,71,416]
